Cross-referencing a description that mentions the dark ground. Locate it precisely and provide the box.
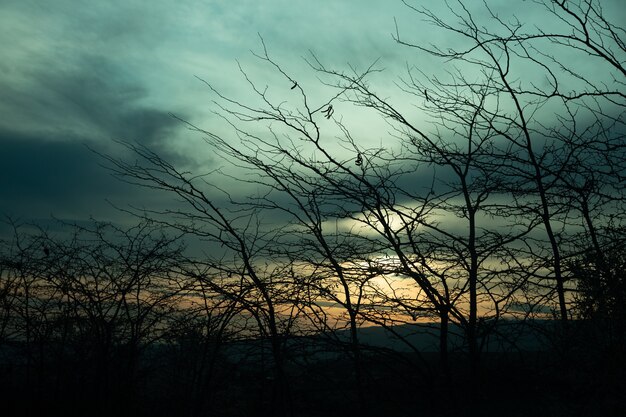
[1,324,624,417]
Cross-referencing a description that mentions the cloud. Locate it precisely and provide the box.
[0,129,123,218]
[0,45,200,223]
[1,50,186,145]
[1,0,622,231]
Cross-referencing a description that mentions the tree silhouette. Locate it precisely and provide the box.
[2,1,624,416]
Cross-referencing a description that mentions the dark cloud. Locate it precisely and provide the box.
[0,126,220,226]
[0,129,131,219]
[3,51,187,153]
[0,46,204,223]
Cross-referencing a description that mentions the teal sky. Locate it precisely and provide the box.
[1,0,623,227]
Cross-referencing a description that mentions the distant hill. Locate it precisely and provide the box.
[336,319,558,353]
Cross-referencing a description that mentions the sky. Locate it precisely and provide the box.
[0,0,409,226]
[1,0,624,232]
